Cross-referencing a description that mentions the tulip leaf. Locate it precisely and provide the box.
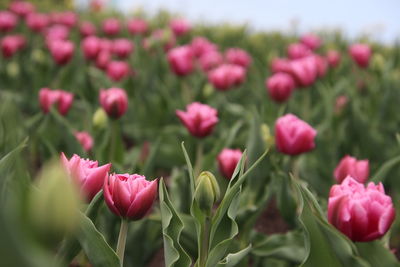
[371,155,400,183]
[355,241,400,266]
[216,244,252,267]
[181,142,195,198]
[159,179,192,267]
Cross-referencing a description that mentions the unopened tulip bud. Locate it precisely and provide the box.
[194,171,220,216]
[93,108,108,129]
[260,123,274,148]
[371,53,385,72]
[349,43,371,68]
[217,149,243,180]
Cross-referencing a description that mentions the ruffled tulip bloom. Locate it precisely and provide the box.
[288,56,319,88]
[191,36,218,58]
[266,73,295,103]
[81,36,101,60]
[61,153,111,202]
[1,34,26,58]
[79,21,97,37]
[102,18,121,36]
[198,50,223,72]
[99,88,128,119]
[0,11,17,33]
[349,43,371,68]
[26,13,49,33]
[39,88,74,115]
[176,102,219,138]
[287,43,312,60]
[167,45,194,76]
[74,131,94,152]
[217,149,243,180]
[103,173,158,220]
[112,38,134,59]
[169,18,191,36]
[300,33,321,50]
[326,50,341,68]
[49,40,74,65]
[106,61,131,82]
[127,18,148,35]
[9,1,35,17]
[270,58,291,73]
[208,64,246,91]
[225,48,251,68]
[275,114,317,155]
[328,176,395,242]
[95,50,111,70]
[334,155,369,184]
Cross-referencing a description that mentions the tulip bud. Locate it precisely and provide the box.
[99,88,128,119]
[225,48,252,68]
[112,38,134,59]
[300,33,322,50]
[169,18,191,36]
[74,131,94,152]
[334,155,369,184]
[208,64,246,91]
[127,18,148,35]
[167,45,194,76]
[102,18,121,36]
[287,43,312,60]
[191,36,218,58]
[326,50,341,68]
[266,72,295,103]
[0,11,17,33]
[194,171,220,216]
[260,123,274,148]
[106,61,130,82]
[93,108,108,129]
[349,43,371,68]
[217,149,243,180]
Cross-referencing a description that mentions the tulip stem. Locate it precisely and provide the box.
[194,141,204,178]
[116,219,129,267]
[198,217,211,267]
[110,120,119,163]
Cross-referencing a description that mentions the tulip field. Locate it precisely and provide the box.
[2,1,400,267]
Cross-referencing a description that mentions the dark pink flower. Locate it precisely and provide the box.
[1,34,25,58]
[0,11,17,33]
[106,61,131,82]
[208,64,246,91]
[74,131,94,152]
[300,33,322,50]
[225,48,251,68]
[167,45,194,76]
[39,88,74,116]
[169,18,191,36]
[326,50,341,68]
[217,148,243,180]
[349,43,371,68]
[79,21,97,37]
[102,18,121,36]
[127,18,148,35]
[287,43,312,60]
[334,155,369,184]
[99,88,128,119]
[266,73,295,103]
[112,38,134,59]
[49,39,74,65]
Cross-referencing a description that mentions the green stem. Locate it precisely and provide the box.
[193,141,204,178]
[110,120,119,163]
[199,217,211,267]
[116,219,129,267]
[291,156,301,179]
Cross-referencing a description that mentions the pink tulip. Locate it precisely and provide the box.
[49,39,74,65]
[26,13,49,32]
[99,38,113,52]
[270,58,291,73]
[0,11,17,33]
[287,56,318,88]
[335,95,348,114]
[45,25,70,42]
[312,54,328,78]
[326,50,341,68]
[106,61,131,82]
[79,21,97,37]
[225,48,252,68]
[217,149,243,180]
[103,173,158,220]
[176,102,219,138]
[191,36,218,58]
[167,45,194,76]
[51,11,77,28]
[208,64,246,91]
[95,50,111,70]
[81,36,101,60]
[349,43,371,68]
[300,33,322,50]
[74,131,94,152]
[112,38,134,59]
[9,1,35,17]
[328,176,395,242]
[99,88,128,119]
[287,43,312,60]
[275,114,317,155]
[169,18,191,36]
[334,155,369,184]
[266,73,295,103]
[61,153,111,202]
[1,34,25,58]
[39,88,74,116]
[127,18,148,35]
[102,18,121,36]
[198,50,223,72]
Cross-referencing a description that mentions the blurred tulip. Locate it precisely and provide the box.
[312,54,328,77]
[275,114,317,155]
[287,43,312,60]
[266,72,295,103]
[90,0,105,12]
[176,102,219,138]
[26,13,49,32]
[208,64,246,91]
[270,57,291,73]
[167,45,194,76]
[9,1,35,17]
[74,131,94,152]
[95,49,111,70]
[127,18,148,35]
[328,176,395,242]
[169,18,191,36]
[51,11,77,28]
[82,36,101,60]
[326,50,341,68]
[225,48,252,68]
[0,11,17,33]
[287,56,318,87]
[79,21,97,37]
[334,155,369,183]
[93,108,108,129]
[349,43,371,68]
[99,88,128,119]
[61,153,111,202]
[112,38,134,59]
[1,34,25,58]
[39,88,74,116]
[49,39,74,65]
[99,38,113,52]
[45,24,70,42]
[335,95,348,114]
[300,33,321,50]
[106,61,131,81]
[102,18,121,36]
[104,173,158,220]
[217,149,243,180]
[191,36,218,58]
[198,50,223,72]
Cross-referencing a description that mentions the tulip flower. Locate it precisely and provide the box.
[51,11,77,28]
[99,88,128,119]
[79,21,97,37]
[208,64,246,91]
[270,57,291,73]
[167,45,194,76]
[176,102,219,138]
[81,36,101,60]
[328,176,395,242]
[49,39,74,65]
[217,149,243,180]
[0,11,17,33]
[9,1,35,17]
[287,43,312,60]
[312,54,328,78]
[300,33,322,50]
[26,13,49,33]
[349,43,371,68]
[326,50,341,68]
[225,48,252,68]
[45,25,70,42]
[191,36,218,58]
[74,131,94,152]
[127,18,148,35]
[95,50,111,70]
[275,114,317,155]
[61,153,111,202]
[102,18,121,36]
[334,155,369,184]
[266,72,295,103]
[39,88,74,116]
[112,38,134,59]
[287,56,319,88]
[169,18,191,36]
[1,34,26,58]
[198,50,223,72]
[106,61,131,82]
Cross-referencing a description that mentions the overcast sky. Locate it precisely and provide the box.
[101,0,399,43]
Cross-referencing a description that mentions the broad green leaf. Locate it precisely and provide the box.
[216,244,252,267]
[371,155,400,183]
[356,241,400,266]
[181,142,195,198]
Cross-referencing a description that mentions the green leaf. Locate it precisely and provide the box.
[216,244,252,267]
[355,241,400,267]
[159,179,192,267]
[181,142,195,198]
[371,155,400,183]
